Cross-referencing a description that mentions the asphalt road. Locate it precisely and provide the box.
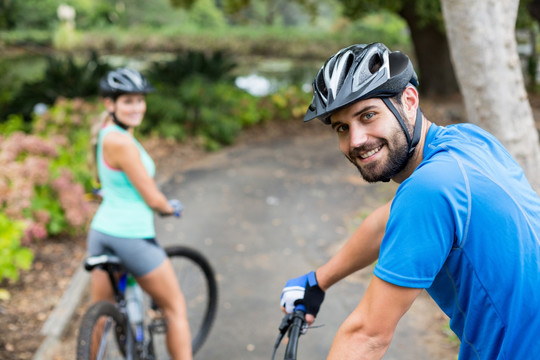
[46,129,457,359]
[153,132,455,360]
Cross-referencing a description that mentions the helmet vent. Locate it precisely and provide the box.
[368,54,383,74]
[316,74,328,101]
[336,53,355,94]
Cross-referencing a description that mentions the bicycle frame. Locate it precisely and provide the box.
[116,273,143,360]
[84,254,152,360]
[81,245,217,359]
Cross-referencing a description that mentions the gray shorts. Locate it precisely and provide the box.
[87,229,167,277]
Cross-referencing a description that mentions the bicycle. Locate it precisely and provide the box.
[76,244,218,359]
[271,305,308,360]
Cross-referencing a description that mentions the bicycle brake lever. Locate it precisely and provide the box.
[272,313,293,360]
[278,313,293,335]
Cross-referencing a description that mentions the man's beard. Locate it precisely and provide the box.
[346,126,410,183]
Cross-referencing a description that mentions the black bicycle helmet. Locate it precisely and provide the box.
[99,68,155,98]
[305,42,422,156]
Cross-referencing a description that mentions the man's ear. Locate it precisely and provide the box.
[402,86,419,119]
[104,98,115,113]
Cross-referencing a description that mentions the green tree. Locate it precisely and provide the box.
[170,0,315,25]
[0,0,117,30]
[336,0,458,96]
[520,0,540,90]
[172,0,457,96]
[0,0,61,30]
[189,0,227,28]
[0,0,17,29]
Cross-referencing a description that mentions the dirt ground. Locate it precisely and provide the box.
[0,236,87,360]
[0,94,538,360]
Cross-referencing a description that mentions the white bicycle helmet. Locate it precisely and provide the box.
[304,43,422,156]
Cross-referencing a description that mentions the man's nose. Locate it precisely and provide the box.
[349,123,368,149]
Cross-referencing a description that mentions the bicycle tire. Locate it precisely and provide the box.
[77,300,135,360]
[147,245,218,357]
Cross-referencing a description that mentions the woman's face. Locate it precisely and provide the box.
[106,94,147,128]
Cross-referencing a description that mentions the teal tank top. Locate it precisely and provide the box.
[90,124,156,238]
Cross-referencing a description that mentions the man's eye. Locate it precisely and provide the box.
[364,112,375,120]
[336,124,348,133]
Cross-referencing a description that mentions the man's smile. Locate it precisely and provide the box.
[359,146,382,159]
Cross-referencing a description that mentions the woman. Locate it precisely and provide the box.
[88,68,192,359]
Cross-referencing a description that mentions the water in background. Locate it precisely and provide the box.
[3,52,320,99]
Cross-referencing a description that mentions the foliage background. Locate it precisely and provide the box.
[0,0,537,289]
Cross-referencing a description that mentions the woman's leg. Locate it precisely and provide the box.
[91,270,115,302]
[87,229,115,303]
[88,270,117,360]
[136,258,193,360]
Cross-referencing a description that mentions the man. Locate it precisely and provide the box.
[280,42,540,359]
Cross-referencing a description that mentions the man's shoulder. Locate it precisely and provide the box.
[421,122,506,181]
[412,150,464,189]
[396,158,467,219]
[427,122,502,155]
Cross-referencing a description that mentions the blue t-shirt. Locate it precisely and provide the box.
[374,123,540,359]
[90,124,156,238]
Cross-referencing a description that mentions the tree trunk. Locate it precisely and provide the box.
[528,0,540,21]
[441,0,540,194]
[399,6,459,97]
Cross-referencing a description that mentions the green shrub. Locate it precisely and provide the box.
[0,213,33,283]
[146,49,237,87]
[347,11,410,49]
[0,114,29,135]
[3,50,110,121]
[257,85,312,122]
[144,75,252,149]
[188,0,228,29]
[144,79,311,149]
[142,49,315,149]
[143,51,246,149]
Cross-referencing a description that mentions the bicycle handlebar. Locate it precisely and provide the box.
[272,306,307,360]
[284,309,306,360]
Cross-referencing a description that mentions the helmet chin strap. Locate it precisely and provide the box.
[381,98,422,157]
[111,113,129,130]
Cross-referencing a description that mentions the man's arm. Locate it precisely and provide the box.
[316,200,392,291]
[281,200,392,325]
[327,277,421,359]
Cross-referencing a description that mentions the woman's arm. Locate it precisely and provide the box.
[316,200,392,291]
[103,132,175,215]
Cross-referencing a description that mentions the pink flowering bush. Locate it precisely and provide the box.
[52,169,92,229]
[0,130,94,243]
[0,98,100,281]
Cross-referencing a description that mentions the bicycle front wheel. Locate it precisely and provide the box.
[77,300,134,360]
[148,246,218,356]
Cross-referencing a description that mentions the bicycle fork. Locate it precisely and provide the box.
[144,305,168,360]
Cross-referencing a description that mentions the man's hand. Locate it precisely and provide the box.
[280,271,325,325]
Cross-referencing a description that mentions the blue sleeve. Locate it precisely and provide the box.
[374,154,470,288]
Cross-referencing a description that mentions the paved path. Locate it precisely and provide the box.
[154,132,455,359]
[46,130,457,359]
